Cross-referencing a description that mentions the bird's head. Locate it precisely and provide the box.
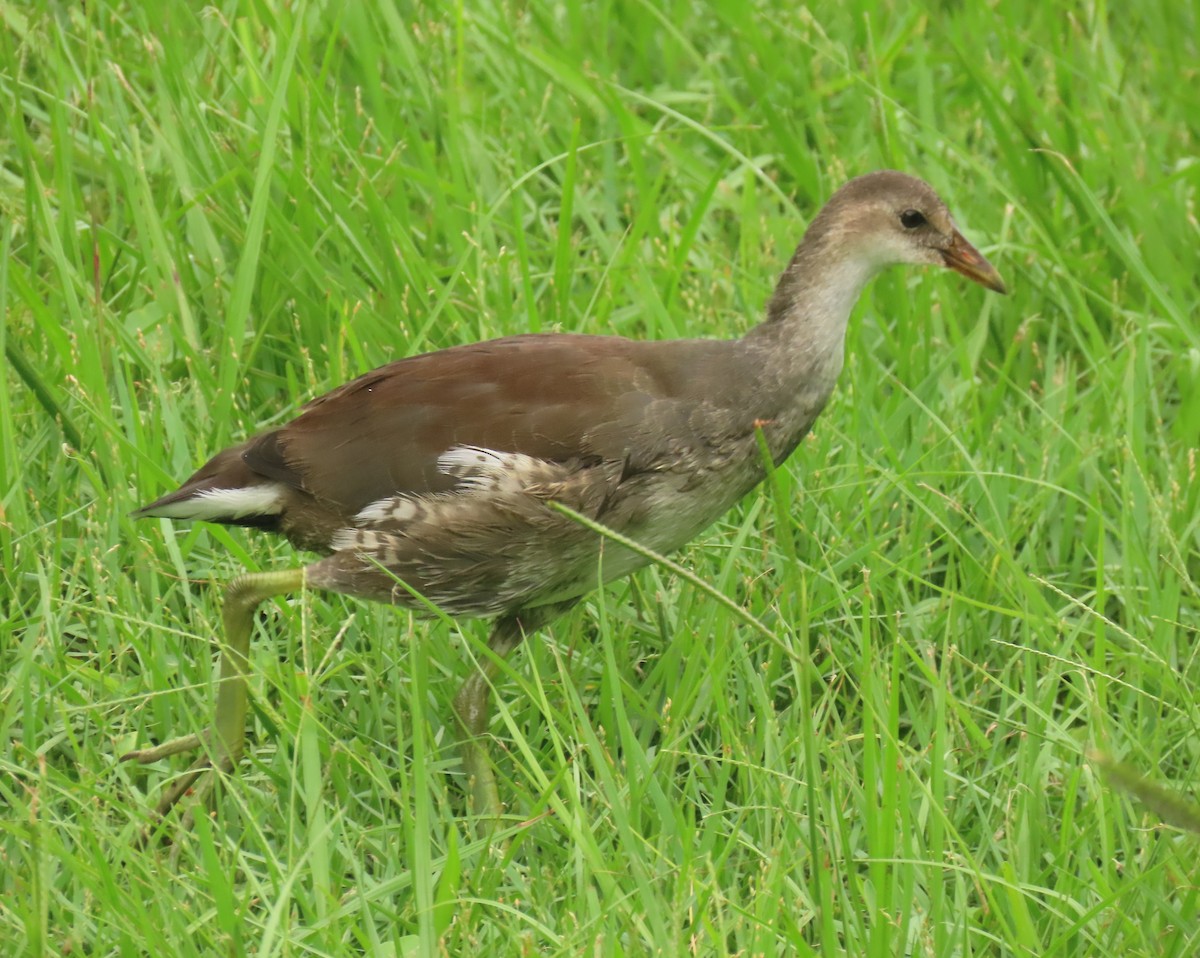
[814,170,1007,294]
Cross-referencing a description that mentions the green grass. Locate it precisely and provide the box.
[2,1,1198,955]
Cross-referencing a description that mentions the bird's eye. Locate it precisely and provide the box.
[899,209,927,229]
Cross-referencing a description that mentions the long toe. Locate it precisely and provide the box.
[124,726,243,845]
[133,750,236,847]
[121,732,206,764]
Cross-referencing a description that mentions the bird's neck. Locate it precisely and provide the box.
[741,235,881,405]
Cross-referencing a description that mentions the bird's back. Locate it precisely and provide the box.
[136,332,789,614]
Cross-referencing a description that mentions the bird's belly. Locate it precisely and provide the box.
[529,459,766,603]
[313,451,768,618]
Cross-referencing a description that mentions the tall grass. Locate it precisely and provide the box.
[2,2,1197,955]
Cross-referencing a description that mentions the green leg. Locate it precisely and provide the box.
[453,616,524,828]
[123,568,306,834]
[452,602,572,833]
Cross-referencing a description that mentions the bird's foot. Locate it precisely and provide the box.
[121,732,206,764]
[460,736,505,832]
[121,730,240,843]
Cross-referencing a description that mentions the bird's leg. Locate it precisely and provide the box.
[453,615,525,827]
[453,602,573,830]
[123,568,306,832]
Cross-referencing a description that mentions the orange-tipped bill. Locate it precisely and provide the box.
[942,231,1007,294]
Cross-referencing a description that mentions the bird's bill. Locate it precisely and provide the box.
[941,231,1007,294]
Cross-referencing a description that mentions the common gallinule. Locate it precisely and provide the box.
[125,170,1006,830]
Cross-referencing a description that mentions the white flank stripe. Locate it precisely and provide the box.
[145,484,286,521]
[437,445,544,492]
[329,529,361,551]
[437,445,510,476]
[356,496,419,524]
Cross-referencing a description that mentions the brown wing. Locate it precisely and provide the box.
[138,333,752,531]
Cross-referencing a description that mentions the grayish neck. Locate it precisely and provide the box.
[741,234,882,419]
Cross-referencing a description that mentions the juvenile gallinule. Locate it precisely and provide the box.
[125,170,1006,830]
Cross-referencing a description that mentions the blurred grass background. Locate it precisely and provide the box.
[1,1,1197,955]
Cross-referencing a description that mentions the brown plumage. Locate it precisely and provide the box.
[125,170,1006,834]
